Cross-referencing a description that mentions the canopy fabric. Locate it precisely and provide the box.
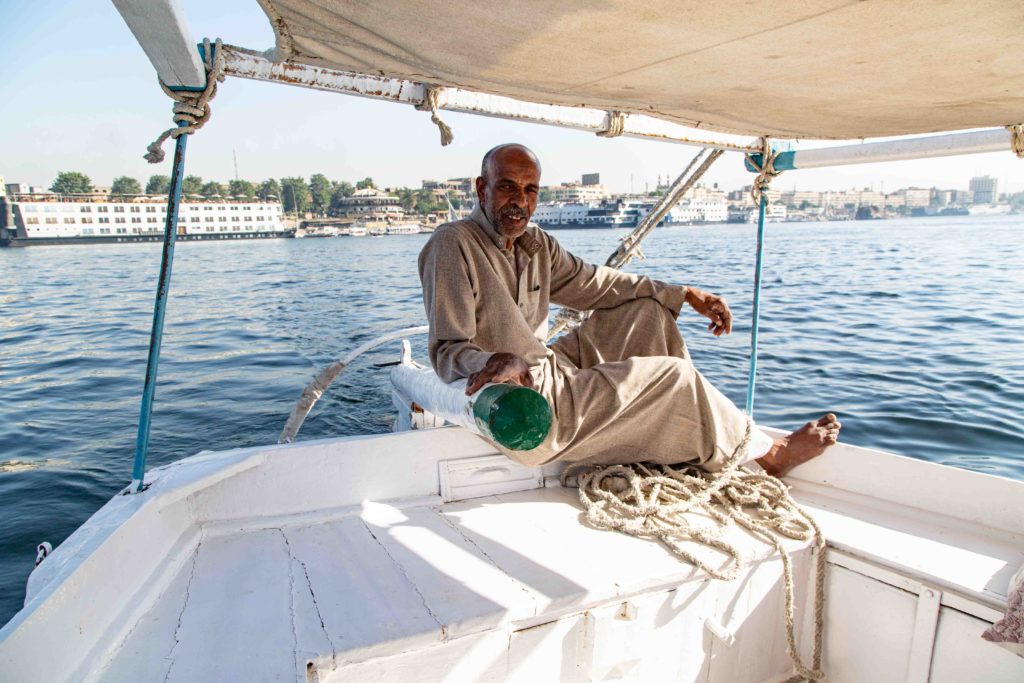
[255,0,1023,140]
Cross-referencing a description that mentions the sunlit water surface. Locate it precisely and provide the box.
[1,215,1022,624]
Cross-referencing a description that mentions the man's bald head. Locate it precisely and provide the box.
[476,144,542,243]
[480,144,542,181]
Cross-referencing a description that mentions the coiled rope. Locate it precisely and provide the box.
[561,422,827,682]
[747,136,782,205]
[144,38,226,164]
[1009,124,1024,159]
[415,85,454,147]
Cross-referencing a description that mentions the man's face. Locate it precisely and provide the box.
[476,148,540,241]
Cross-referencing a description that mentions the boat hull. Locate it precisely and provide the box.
[1,427,1021,682]
[0,231,295,247]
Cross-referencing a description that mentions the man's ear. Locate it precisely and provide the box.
[475,176,486,204]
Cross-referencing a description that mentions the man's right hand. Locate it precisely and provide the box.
[465,353,533,395]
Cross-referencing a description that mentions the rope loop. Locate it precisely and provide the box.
[746,136,782,205]
[597,110,626,138]
[144,38,226,164]
[415,84,454,146]
[1009,123,1024,159]
[561,420,827,681]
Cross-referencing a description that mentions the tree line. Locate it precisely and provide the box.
[48,171,454,216]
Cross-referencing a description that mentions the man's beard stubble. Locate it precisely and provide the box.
[489,202,529,237]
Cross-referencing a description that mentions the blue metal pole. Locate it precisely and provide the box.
[130,125,189,492]
[745,193,768,416]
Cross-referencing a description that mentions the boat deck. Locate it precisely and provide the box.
[6,429,1022,682]
[98,486,815,682]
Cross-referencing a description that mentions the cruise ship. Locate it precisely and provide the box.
[533,197,727,229]
[0,193,292,247]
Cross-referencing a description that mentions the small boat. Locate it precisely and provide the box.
[385,221,422,235]
[1,2,1022,681]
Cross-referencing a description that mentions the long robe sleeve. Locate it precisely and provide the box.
[547,237,688,316]
[418,226,493,382]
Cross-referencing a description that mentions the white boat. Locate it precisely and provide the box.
[0,193,290,246]
[386,221,423,235]
[1,2,1022,682]
[347,225,367,236]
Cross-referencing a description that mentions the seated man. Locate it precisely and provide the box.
[418,143,840,476]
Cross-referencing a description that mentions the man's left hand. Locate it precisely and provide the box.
[685,287,732,336]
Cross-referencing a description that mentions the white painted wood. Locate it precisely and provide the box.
[507,617,587,682]
[581,602,645,680]
[791,481,1024,610]
[780,435,1024,537]
[190,428,499,524]
[283,518,443,668]
[4,426,1024,682]
[97,539,199,683]
[356,501,538,639]
[438,454,544,503]
[323,631,509,682]
[163,529,295,682]
[822,565,918,683]
[707,553,815,683]
[631,587,714,683]
[111,0,205,88]
[929,607,1024,682]
[905,584,941,683]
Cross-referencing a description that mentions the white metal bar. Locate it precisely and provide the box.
[220,45,760,154]
[782,129,1016,169]
[111,0,205,88]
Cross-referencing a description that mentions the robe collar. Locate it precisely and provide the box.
[470,205,542,257]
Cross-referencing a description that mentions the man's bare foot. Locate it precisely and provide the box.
[756,414,841,478]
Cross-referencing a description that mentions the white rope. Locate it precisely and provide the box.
[415,85,454,146]
[144,38,226,164]
[597,110,626,138]
[1009,124,1024,159]
[561,422,827,682]
[746,136,782,205]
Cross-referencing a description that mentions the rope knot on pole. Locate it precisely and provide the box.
[597,110,626,137]
[415,84,455,146]
[1009,123,1024,159]
[144,38,226,164]
[746,136,782,205]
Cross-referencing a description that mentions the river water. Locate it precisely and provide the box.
[1,215,1022,625]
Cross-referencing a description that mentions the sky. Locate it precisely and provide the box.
[1,0,1021,195]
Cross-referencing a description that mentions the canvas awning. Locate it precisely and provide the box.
[253,0,1023,140]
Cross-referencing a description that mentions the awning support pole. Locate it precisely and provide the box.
[130,124,188,492]
[745,193,768,416]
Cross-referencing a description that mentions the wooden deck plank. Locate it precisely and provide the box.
[282,517,443,664]
[441,487,806,619]
[167,529,296,682]
[99,547,198,682]
[360,501,540,639]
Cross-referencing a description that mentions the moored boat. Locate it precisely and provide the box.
[0,193,291,247]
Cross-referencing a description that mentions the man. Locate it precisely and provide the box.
[418,143,840,476]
